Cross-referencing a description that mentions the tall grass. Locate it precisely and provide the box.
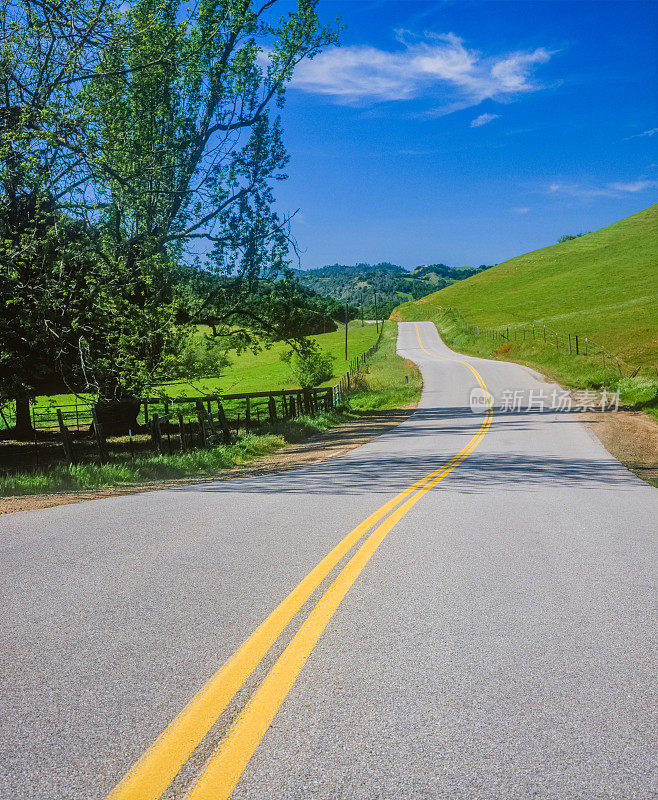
[0,434,285,496]
[347,325,422,411]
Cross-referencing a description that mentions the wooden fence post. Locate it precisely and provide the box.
[91,408,109,463]
[268,395,277,422]
[215,401,232,443]
[57,409,77,465]
[151,413,163,454]
[245,397,251,427]
[194,402,208,448]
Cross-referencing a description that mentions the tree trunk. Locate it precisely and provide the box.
[14,396,33,437]
[94,398,140,435]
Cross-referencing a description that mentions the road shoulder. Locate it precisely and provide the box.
[0,407,417,516]
[582,408,658,486]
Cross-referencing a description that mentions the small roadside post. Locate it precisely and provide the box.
[57,409,77,465]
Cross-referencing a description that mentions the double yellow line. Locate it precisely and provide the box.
[105,322,493,800]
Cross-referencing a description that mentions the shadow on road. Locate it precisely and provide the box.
[175,405,638,496]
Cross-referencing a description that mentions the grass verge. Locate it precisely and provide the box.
[394,305,658,420]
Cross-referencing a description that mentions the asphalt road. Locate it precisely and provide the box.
[1,321,656,800]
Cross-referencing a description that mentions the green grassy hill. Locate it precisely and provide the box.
[395,204,658,370]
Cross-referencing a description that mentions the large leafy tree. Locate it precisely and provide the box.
[0,0,117,431]
[1,0,337,432]
[79,0,337,385]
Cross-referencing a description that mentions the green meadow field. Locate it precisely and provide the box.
[161,322,379,397]
[2,322,380,426]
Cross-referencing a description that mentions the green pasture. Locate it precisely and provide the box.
[0,322,381,429]
[160,322,379,397]
[395,204,657,370]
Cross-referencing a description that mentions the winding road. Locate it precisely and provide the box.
[1,321,656,799]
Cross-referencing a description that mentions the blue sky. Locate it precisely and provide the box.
[271,0,657,269]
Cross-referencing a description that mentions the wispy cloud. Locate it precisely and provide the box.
[608,179,655,193]
[547,178,657,199]
[471,112,500,128]
[511,207,530,214]
[284,31,555,115]
[626,127,658,139]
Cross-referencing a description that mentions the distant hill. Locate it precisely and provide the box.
[295,262,493,318]
[394,204,658,369]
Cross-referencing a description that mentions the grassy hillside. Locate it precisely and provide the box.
[395,204,658,371]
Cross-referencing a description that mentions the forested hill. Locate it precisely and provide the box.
[294,262,493,318]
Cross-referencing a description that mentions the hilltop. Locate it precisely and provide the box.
[394,204,658,371]
[295,262,492,318]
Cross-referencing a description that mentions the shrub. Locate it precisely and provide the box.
[286,350,335,387]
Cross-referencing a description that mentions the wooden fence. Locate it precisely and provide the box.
[3,322,387,466]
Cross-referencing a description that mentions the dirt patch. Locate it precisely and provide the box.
[0,407,416,515]
[583,409,658,485]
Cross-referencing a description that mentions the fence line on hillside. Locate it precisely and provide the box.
[444,307,644,378]
[332,321,385,404]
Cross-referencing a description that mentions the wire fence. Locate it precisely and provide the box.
[332,321,385,404]
[444,307,644,378]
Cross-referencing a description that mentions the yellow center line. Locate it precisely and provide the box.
[182,324,493,800]
[104,479,444,800]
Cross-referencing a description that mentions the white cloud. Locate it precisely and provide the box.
[511,207,530,214]
[471,112,500,127]
[608,179,655,193]
[283,31,554,114]
[626,127,658,139]
[548,178,657,199]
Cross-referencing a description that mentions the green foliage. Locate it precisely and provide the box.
[1,0,339,410]
[295,261,492,320]
[284,349,335,387]
[557,233,588,243]
[172,334,231,380]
